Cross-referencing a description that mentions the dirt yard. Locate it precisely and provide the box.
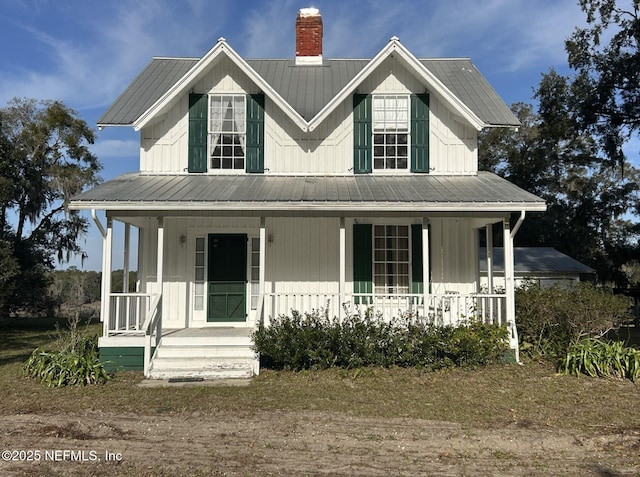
[1,408,638,476]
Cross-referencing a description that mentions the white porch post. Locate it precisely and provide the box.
[503,216,519,361]
[422,217,430,316]
[123,223,130,293]
[259,217,267,325]
[156,217,164,295]
[101,217,113,336]
[339,218,346,320]
[486,224,494,293]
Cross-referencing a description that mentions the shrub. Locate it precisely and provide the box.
[516,283,630,358]
[558,338,640,382]
[23,335,111,387]
[252,309,509,371]
[22,317,111,387]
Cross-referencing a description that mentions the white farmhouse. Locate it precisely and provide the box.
[70,8,546,378]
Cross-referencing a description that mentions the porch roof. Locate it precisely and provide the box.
[69,172,546,214]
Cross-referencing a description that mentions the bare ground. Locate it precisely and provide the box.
[1,409,639,476]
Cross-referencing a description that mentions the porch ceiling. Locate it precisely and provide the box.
[69,172,546,214]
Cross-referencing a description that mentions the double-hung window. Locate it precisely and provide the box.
[209,95,246,170]
[372,95,409,170]
[373,225,410,294]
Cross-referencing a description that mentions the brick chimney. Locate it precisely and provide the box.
[295,7,323,66]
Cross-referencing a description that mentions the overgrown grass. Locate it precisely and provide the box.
[1,316,639,432]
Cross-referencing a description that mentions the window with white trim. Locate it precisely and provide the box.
[373,225,410,294]
[373,95,409,170]
[194,237,206,310]
[209,95,246,170]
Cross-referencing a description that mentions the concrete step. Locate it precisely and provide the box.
[154,344,255,359]
[159,335,253,347]
[148,340,258,380]
[148,364,254,380]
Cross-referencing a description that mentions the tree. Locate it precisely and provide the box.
[0,98,101,314]
[479,71,640,285]
[565,0,640,167]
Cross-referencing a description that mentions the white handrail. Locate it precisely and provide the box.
[143,294,162,377]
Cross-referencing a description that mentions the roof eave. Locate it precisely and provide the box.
[132,39,309,132]
[307,37,485,132]
[69,200,547,213]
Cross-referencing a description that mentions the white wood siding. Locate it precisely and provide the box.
[429,218,478,295]
[265,217,340,294]
[139,56,479,175]
[127,214,489,327]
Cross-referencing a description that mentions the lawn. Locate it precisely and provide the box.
[1,315,638,429]
[0,316,639,476]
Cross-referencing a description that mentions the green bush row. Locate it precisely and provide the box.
[516,283,630,357]
[252,310,509,371]
[22,335,111,387]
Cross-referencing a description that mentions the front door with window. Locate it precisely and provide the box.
[207,234,247,322]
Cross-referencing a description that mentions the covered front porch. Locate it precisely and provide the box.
[95,212,522,377]
[69,173,545,378]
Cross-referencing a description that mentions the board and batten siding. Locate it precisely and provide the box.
[139,55,479,175]
[265,217,340,295]
[124,215,485,328]
[428,218,478,295]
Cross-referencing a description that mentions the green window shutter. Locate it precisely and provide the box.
[410,94,430,173]
[188,93,208,173]
[353,94,372,174]
[353,224,372,304]
[246,94,265,173]
[411,224,424,295]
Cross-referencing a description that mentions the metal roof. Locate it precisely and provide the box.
[98,58,198,126]
[70,171,545,213]
[97,56,518,127]
[479,247,595,274]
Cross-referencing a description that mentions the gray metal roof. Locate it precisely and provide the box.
[98,58,198,125]
[98,56,518,127]
[479,247,595,274]
[70,171,545,213]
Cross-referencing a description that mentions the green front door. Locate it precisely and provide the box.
[207,234,247,322]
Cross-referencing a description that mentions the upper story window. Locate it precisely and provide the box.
[372,95,409,170]
[353,93,429,175]
[209,95,246,171]
[188,93,264,174]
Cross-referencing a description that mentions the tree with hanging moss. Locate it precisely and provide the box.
[0,98,101,315]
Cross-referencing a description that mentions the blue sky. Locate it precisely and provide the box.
[0,0,588,270]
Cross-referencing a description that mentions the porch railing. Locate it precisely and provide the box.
[105,293,156,335]
[259,292,506,327]
[142,294,162,377]
[262,292,341,327]
[351,293,506,326]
